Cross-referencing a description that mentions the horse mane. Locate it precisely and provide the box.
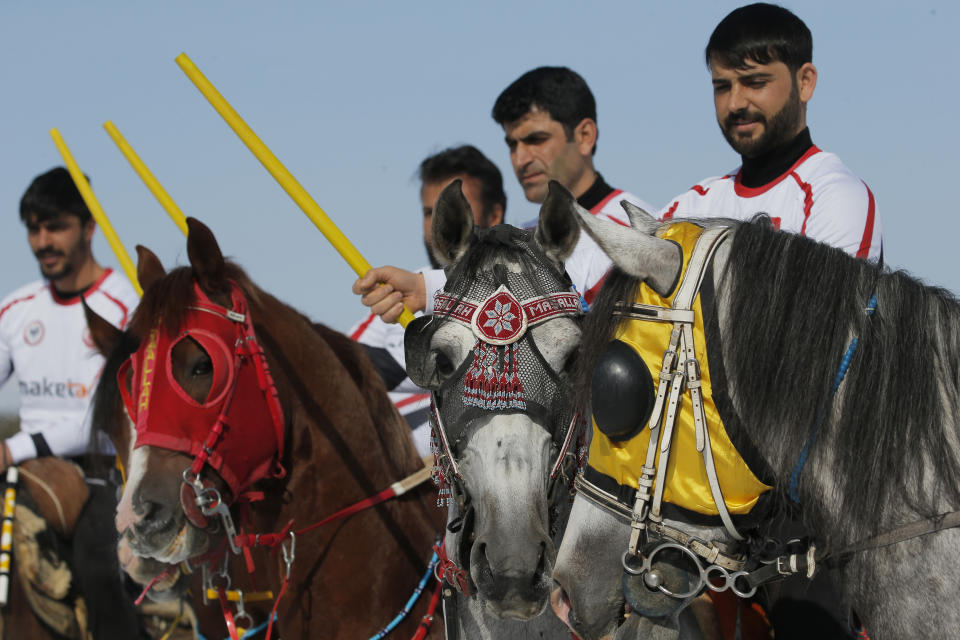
[720,221,960,539]
[88,328,140,460]
[127,262,263,338]
[574,267,640,415]
[580,219,960,544]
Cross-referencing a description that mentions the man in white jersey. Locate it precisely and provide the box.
[354,66,654,319]
[660,3,882,262]
[0,167,141,638]
[0,167,139,466]
[661,6,878,638]
[349,145,505,454]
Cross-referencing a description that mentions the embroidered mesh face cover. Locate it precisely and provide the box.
[407,227,583,463]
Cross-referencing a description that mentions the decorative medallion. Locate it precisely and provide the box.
[470,285,528,345]
[24,320,44,346]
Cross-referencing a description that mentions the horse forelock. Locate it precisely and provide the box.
[719,220,960,541]
[443,226,570,300]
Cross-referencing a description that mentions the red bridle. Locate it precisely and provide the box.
[118,280,286,514]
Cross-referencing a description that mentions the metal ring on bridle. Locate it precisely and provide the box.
[622,541,758,600]
[622,544,704,600]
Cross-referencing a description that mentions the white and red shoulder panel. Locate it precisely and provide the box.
[659,148,881,261]
[0,269,139,462]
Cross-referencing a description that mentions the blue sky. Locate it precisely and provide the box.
[1,1,957,410]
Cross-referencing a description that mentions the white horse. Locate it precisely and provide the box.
[405,180,584,639]
[552,203,960,640]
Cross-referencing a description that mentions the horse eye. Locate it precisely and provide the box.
[191,357,213,378]
[434,350,454,377]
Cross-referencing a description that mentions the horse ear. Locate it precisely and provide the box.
[186,218,227,287]
[573,204,682,297]
[535,181,580,266]
[431,179,474,267]
[136,245,166,292]
[82,297,121,357]
[620,200,659,234]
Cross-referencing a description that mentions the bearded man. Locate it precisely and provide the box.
[0,166,141,638]
[661,2,882,262]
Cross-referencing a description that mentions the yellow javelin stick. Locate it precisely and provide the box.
[174,52,415,328]
[49,129,143,297]
[103,121,189,237]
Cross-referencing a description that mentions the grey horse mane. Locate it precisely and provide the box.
[579,218,960,547]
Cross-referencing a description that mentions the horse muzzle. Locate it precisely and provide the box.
[469,536,554,619]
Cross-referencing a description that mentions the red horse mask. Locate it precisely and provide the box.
[118,281,285,497]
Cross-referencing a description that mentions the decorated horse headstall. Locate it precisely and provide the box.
[426,281,583,498]
[118,280,286,553]
[574,221,815,608]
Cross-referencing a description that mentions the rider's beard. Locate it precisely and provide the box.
[721,81,803,159]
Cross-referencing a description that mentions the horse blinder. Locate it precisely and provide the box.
[592,339,656,442]
[118,281,285,501]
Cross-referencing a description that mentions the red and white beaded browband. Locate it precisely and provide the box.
[433,285,582,345]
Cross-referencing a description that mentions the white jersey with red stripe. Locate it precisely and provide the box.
[659,147,881,260]
[353,183,654,456]
[349,269,433,457]
[521,188,655,304]
[0,269,138,463]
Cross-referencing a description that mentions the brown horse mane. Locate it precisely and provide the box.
[125,259,421,479]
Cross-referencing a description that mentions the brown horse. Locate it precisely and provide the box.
[86,218,444,639]
[0,458,86,640]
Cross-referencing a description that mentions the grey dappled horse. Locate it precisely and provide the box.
[552,204,960,640]
[405,181,583,639]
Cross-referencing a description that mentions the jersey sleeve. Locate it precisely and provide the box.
[350,312,409,391]
[6,412,92,462]
[422,269,447,314]
[0,292,18,387]
[804,176,882,261]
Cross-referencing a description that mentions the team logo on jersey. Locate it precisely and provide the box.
[24,320,44,346]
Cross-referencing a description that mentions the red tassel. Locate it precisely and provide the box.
[463,341,525,410]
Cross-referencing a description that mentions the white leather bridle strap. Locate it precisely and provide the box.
[670,227,743,541]
[626,225,741,549]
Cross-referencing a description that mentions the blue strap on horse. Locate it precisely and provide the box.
[368,548,440,640]
[788,293,878,504]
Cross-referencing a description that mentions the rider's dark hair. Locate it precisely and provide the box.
[706,3,812,73]
[492,66,598,155]
[20,167,92,225]
[418,145,506,225]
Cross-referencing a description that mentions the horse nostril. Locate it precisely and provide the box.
[133,499,174,535]
[534,542,548,582]
[475,543,493,579]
